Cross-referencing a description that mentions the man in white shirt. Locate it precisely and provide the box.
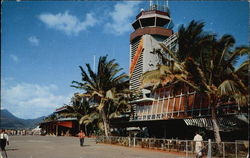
[193,131,203,158]
[0,130,9,158]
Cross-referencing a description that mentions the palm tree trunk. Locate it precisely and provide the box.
[184,84,189,116]
[99,99,110,136]
[85,124,88,136]
[101,109,109,136]
[211,105,223,154]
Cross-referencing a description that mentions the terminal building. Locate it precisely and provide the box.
[111,1,248,140]
[39,106,79,136]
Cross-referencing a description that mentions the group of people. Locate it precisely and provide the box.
[1,129,28,136]
[0,130,9,158]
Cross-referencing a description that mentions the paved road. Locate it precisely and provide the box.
[5,135,187,158]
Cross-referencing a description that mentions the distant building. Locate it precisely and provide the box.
[40,106,79,136]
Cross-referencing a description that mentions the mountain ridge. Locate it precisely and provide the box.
[0,109,45,129]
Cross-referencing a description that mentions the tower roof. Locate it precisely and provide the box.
[132,4,171,30]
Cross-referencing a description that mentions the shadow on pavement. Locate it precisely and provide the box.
[6,148,19,151]
[81,145,90,147]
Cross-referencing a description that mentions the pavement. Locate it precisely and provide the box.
[5,135,187,158]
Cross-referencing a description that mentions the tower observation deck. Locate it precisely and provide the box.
[129,3,174,92]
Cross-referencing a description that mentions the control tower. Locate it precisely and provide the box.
[129,1,174,92]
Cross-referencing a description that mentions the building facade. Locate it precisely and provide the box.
[40,106,79,136]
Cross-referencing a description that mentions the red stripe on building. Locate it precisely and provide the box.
[57,121,73,128]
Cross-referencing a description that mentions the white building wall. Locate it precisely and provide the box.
[142,34,163,73]
[129,34,169,91]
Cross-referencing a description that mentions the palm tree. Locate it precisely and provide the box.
[197,35,249,149]
[142,20,249,152]
[79,91,131,136]
[56,93,92,135]
[70,93,93,134]
[142,20,214,114]
[71,55,129,136]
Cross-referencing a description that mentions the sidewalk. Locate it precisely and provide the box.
[6,135,186,158]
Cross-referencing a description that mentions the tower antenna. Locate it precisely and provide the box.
[149,0,152,8]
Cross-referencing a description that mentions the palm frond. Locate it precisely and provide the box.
[141,69,163,88]
[86,63,97,86]
[223,46,250,70]
[79,66,96,89]
[79,112,100,125]
[159,43,178,61]
[218,35,235,65]
[233,94,248,107]
[218,80,243,96]
[235,60,249,74]
[109,111,121,119]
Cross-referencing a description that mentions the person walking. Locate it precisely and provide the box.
[78,130,85,147]
[193,131,203,158]
[0,130,9,158]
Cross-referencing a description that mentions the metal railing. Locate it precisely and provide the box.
[96,136,249,158]
[162,32,178,50]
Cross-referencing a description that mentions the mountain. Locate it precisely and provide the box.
[0,109,45,129]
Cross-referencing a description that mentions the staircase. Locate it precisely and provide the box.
[162,32,178,51]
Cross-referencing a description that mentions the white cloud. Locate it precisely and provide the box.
[10,54,19,63]
[1,81,72,119]
[38,11,97,36]
[105,1,142,35]
[28,36,40,46]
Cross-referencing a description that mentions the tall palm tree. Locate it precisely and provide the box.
[142,20,249,152]
[71,55,129,136]
[142,20,214,114]
[198,35,249,149]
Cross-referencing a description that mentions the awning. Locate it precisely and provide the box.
[184,115,248,132]
[126,127,140,131]
[57,117,78,121]
[57,121,73,128]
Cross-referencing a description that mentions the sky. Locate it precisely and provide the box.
[1,1,249,119]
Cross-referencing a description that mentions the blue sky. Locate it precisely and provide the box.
[1,1,248,119]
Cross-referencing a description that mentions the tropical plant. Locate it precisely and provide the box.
[196,35,249,151]
[71,55,130,136]
[142,20,214,114]
[43,113,56,122]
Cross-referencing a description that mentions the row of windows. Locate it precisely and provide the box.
[130,37,144,90]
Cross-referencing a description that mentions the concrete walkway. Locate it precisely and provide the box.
[6,135,187,158]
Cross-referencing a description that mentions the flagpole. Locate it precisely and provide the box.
[93,55,96,73]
